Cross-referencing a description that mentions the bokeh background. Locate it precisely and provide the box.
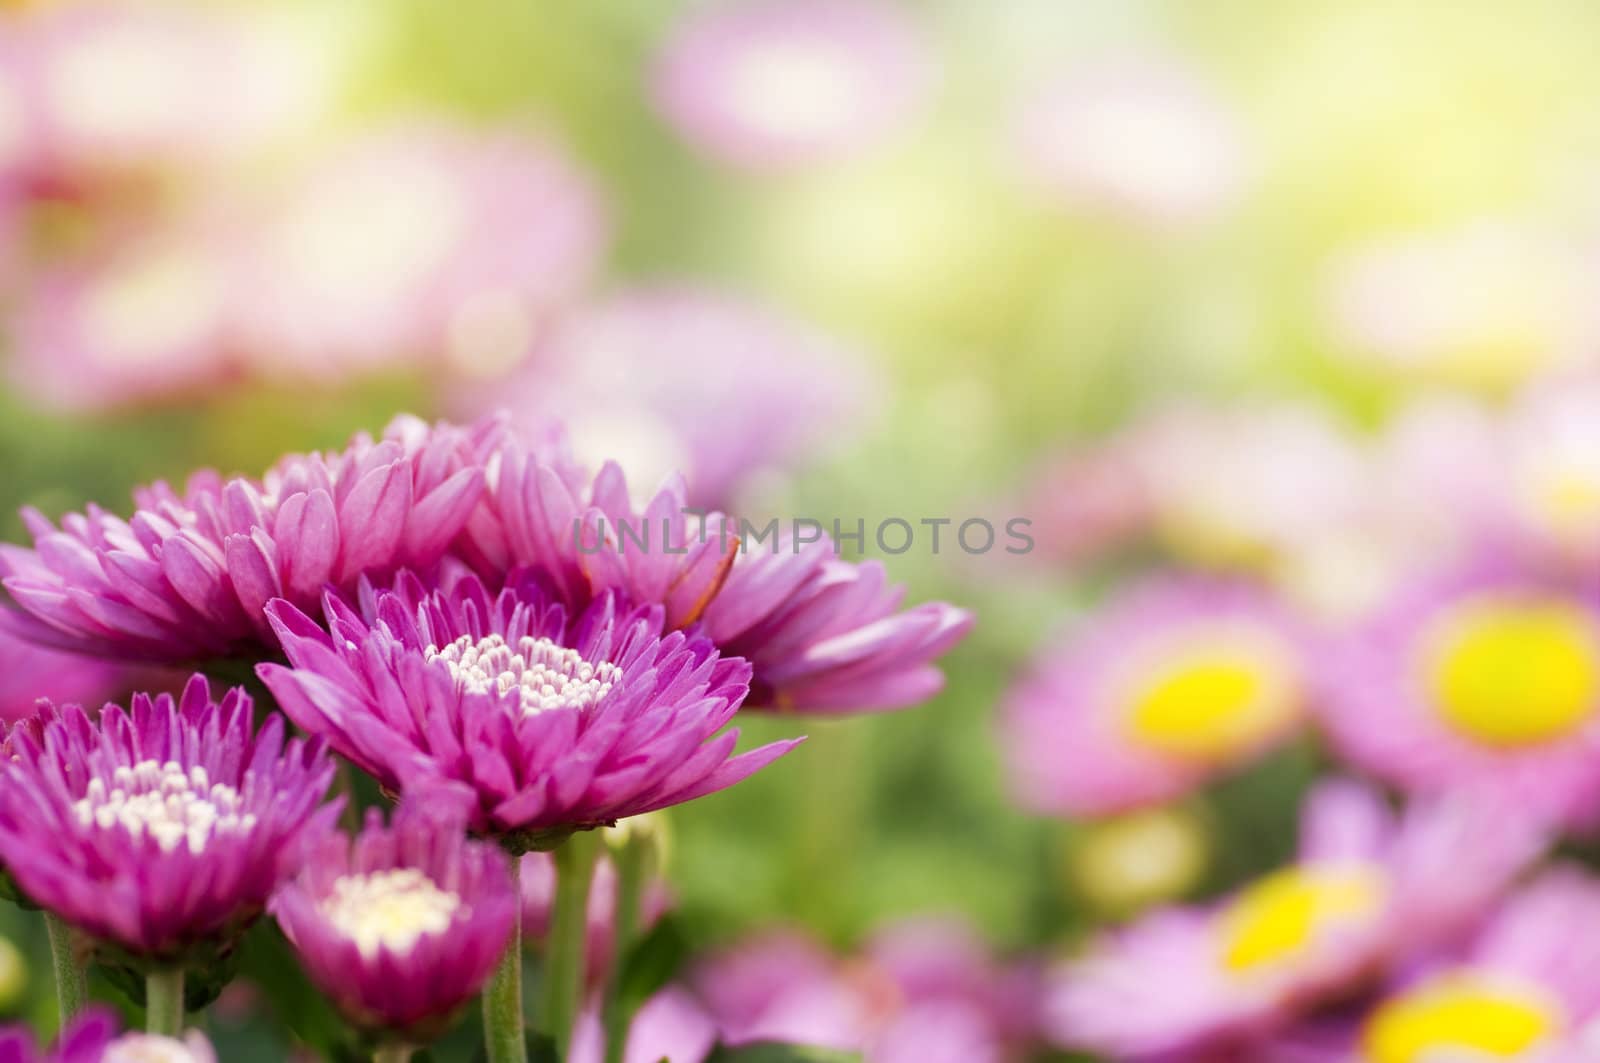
[4,0,1600,1059]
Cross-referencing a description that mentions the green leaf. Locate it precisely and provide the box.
[615,915,690,1016]
[93,943,241,1013]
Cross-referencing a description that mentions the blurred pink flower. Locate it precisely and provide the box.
[1017,439,1157,566]
[574,920,1040,1062]
[1048,780,1544,1060]
[1015,53,1249,228]
[691,921,1034,1062]
[1322,221,1594,390]
[15,2,318,184]
[1274,397,1510,622]
[235,125,605,378]
[570,986,718,1063]
[1318,562,1600,827]
[0,619,126,723]
[863,917,1044,1058]
[1258,868,1600,1063]
[6,219,241,411]
[1001,577,1314,815]
[458,286,877,509]
[1129,403,1370,571]
[693,931,872,1051]
[0,25,38,192]
[1503,374,1600,568]
[652,0,932,171]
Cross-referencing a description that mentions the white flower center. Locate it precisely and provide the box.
[104,1033,208,1063]
[427,633,621,715]
[73,760,256,856]
[320,868,462,959]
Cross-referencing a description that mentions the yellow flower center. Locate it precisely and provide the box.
[1124,640,1300,763]
[1361,972,1562,1063]
[1218,864,1387,974]
[1425,597,1600,748]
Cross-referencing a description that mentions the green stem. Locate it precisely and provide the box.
[145,967,184,1035]
[373,1045,413,1063]
[602,836,648,1063]
[542,830,601,1060]
[481,853,526,1063]
[43,913,87,1027]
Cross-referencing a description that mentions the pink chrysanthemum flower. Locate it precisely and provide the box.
[271,798,517,1043]
[1047,780,1544,1060]
[0,414,496,663]
[651,0,931,171]
[472,438,974,713]
[1014,53,1249,229]
[456,286,877,509]
[0,1007,215,1063]
[258,569,798,847]
[1319,563,1600,826]
[235,126,604,378]
[1002,577,1314,815]
[468,438,741,634]
[0,675,338,964]
[700,528,975,712]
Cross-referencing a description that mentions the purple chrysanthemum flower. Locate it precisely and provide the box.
[700,529,975,711]
[271,798,516,1042]
[257,569,798,846]
[0,675,338,963]
[0,1007,215,1063]
[0,414,497,664]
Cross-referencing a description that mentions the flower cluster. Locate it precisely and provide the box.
[0,0,604,409]
[0,409,968,1057]
[1000,380,1600,1059]
[2,413,972,716]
